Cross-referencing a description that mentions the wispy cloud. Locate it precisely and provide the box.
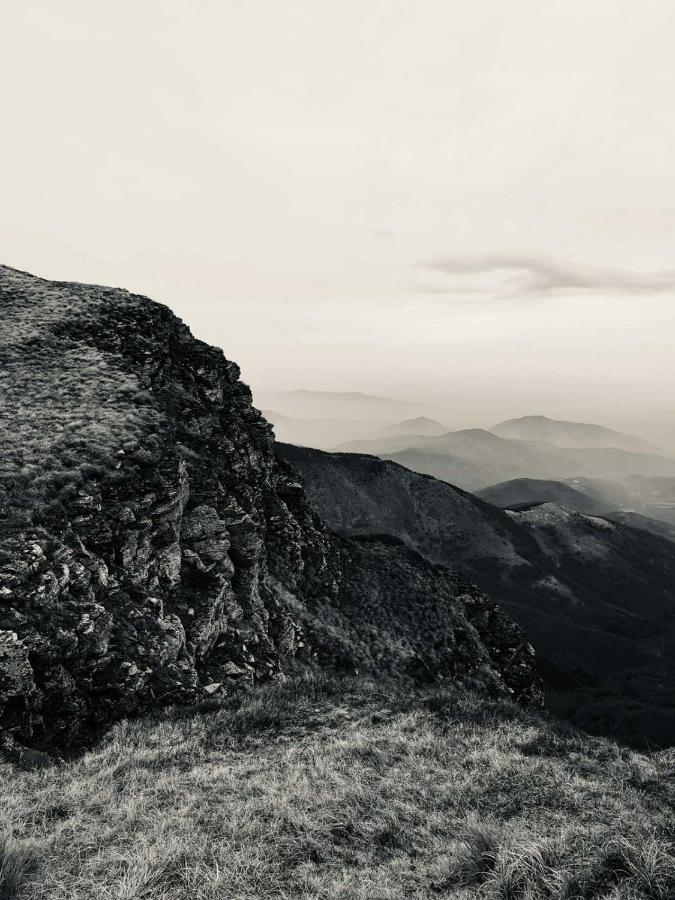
[419,254,675,297]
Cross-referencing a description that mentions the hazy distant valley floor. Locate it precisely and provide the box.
[3,676,675,900]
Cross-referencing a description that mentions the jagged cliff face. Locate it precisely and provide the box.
[0,266,540,752]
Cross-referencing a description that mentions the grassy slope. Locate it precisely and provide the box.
[1,678,674,899]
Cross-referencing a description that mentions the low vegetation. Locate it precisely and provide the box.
[0,268,161,525]
[1,676,674,899]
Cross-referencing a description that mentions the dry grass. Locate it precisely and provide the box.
[1,676,674,899]
[0,266,161,525]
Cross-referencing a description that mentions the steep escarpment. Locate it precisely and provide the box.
[0,266,540,753]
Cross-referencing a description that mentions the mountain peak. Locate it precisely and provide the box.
[380,416,447,437]
[492,415,659,453]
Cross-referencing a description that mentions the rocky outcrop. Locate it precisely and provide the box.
[0,265,540,752]
[295,533,539,702]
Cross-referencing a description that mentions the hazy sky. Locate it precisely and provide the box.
[3,1,675,427]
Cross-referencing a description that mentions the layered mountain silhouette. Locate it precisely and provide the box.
[337,427,675,492]
[257,392,447,449]
[278,443,675,745]
[491,414,660,453]
[256,389,440,422]
[261,410,379,449]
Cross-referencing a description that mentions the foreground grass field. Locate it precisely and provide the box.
[1,677,674,899]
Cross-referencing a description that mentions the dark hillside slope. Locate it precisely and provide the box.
[608,510,675,543]
[278,444,675,745]
[477,478,675,542]
[476,478,606,515]
[0,266,539,754]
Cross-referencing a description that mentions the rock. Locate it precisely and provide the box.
[0,264,541,752]
[0,731,55,770]
[220,661,249,677]
[0,631,40,731]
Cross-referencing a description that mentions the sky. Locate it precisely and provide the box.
[2,0,675,430]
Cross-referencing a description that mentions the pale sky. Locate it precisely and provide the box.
[3,0,675,429]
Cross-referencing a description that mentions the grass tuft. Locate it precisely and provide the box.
[452,823,502,886]
[0,832,36,900]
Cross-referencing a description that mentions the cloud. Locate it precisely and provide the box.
[419,254,675,297]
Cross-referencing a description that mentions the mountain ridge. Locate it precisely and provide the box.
[0,265,540,753]
[255,388,441,422]
[476,477,607,515]
[278,442,675,744]
[335,427,675,491]
[492,414,660,452]
[479,476,675,539]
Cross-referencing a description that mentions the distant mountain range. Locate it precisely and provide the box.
[264,401,675,536]
[278,443,675,745]
[255,389,442,422]
[257,392,449,449]
[478,477,675,543]
[261,410,378,449]
[492,415,660,453]
[337,427,675,491]
[259,399,675,489]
